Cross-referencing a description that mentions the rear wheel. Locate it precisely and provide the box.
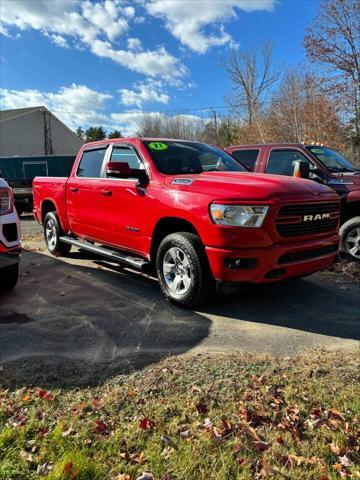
[339,216,360,261]
[156,232,215,308]
[0,263,19,291]
[44,212,71,257]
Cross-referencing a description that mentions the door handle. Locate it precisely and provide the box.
[101,189,112,196]
[70,187,78,192]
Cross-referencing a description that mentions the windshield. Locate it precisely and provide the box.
[143,140,246,175]
[306,146,359,173]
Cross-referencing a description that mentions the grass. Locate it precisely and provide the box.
[0,350,359,480]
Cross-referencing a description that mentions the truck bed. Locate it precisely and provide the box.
[32,177,68,225]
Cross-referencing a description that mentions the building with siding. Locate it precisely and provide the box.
[0,106,83,157]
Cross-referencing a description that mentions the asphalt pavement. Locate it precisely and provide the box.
[0,217,358,388]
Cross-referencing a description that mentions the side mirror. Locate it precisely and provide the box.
[136,169,149,188]
[293,160,310,179]
[106,161,131,178]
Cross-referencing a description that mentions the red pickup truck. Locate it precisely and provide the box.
[226,143,360,261]
[33,138,340,307]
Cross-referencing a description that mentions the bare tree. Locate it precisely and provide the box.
[137,113,206,141]
[269,69,345,148]
[224,42,280,132]
[304,0,360,159]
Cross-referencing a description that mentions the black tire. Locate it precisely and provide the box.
[43,212,71,257]
[339,216,360,262]
[0,263,19,292]
[156,232,215,308]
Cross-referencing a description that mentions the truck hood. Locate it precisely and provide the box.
[164,171,335,201]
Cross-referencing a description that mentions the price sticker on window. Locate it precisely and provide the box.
[148,142,168,151]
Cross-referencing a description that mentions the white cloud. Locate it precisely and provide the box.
[0,84,111,130]
[119,80,169,107]
[91,39,186,78]
[48,34,69,48]
[145,0,276,53]
[0,0,186,80]
[127,37,142,51]
[0,85,207,137]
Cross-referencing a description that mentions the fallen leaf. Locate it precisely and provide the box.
[242,425,261,442]
[253,440,271,452]
[339,455,351,467]
[94,420,108,434]
[329,408,345,421]
[38,390,53,401]
[20,450,33,462]
[134,452,145,464]
[203,418,213,429]
[36,462,52,477]
[63,462,73,475]
[139,417,155,430]
[196,401,208,415]
[330,442,341,455]
[136,473,153,480]
[36,426,48,437]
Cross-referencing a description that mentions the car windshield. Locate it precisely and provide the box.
[306,146,359,173]
[143,140,246,175]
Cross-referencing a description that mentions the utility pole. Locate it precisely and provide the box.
[43,108,53,155]
[213,110,218,144]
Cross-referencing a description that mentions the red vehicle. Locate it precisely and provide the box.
[226,143,360,261]
[33,138,340,307]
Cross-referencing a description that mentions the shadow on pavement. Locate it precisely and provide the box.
[0,250,210,389]
[198,277,360,341]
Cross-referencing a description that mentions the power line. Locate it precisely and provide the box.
[47,91,343,118]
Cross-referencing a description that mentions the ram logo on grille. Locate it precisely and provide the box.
[303,213,331,222]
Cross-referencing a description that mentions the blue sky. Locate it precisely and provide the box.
[0,0,319,135]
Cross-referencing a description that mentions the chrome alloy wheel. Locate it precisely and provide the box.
[345,226,360,259]
[45,218,57,250]
[162,247,192,294]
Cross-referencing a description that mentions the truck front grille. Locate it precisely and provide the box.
[276,202,339,238]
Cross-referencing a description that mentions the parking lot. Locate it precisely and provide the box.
[0,216,359,388]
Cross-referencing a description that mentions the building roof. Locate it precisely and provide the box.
[0,106,83,157]
[0,106,45,123]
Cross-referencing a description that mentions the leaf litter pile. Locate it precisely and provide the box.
[0,350,359,479]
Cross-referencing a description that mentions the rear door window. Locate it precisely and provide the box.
[77,148,107,178]
[231,149,259,171]
[266,149,312,176]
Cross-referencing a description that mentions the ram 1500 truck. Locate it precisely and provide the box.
[33,138,340,307]
[226,143,360,261]
[0,177,21,290]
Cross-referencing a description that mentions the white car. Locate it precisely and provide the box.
[0,177,21,291]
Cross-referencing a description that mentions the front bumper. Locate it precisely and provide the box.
[0,246,21,269]
[206,234,339,283]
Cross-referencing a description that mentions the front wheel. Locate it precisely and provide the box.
[0,263,19,292]
[156,232,215,308]
[43,212,71,257]
[339,216,360,261]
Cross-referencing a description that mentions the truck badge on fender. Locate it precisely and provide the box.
[172,178,193,185]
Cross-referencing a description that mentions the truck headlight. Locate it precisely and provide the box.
[0,187,12,216]
[210,204,269,227]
